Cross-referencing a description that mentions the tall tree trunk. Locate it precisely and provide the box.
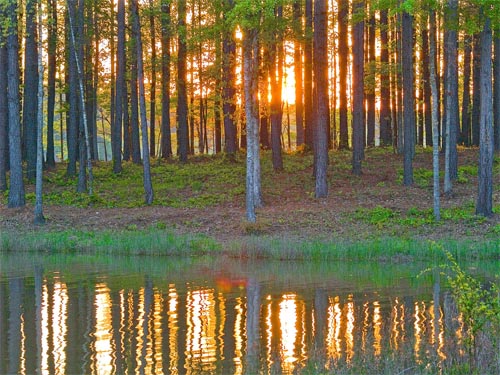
[177,0,189,162]
[129,2,141,164]
[366,9,375,147]
[352,0,364,176]
[402,11,414,186]
[149,0,156,157]
[244,28,262,222]
[46,0,57,167]
[221,0,237,156]
[429,10,440,221]
[35,0,45,225]
[0,28,8,192]
[471,33,482,146]
[379,9,391,147]
[314,0,329,196]
[110,0,115,157]
[494,31,500,151]
[68,0,94,195]
[444,0,459,195]
[304,0,314,149]
[270,6,284,171]
[66,6,79,177]
[131,0,154,204]
[422,17,432,147]
[160,0,172,158]
[293,0,304,147]
[476,16,494,217]
[6,0,25,207]
[461,37,472,146]
[23,0,39,181]
[113,0,125,173]
[338,0,349,149]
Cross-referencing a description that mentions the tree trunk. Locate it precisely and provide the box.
[177,0,189,162]
[366,10,375,147]
[422,19,432,147]
[494,31,500,151]
[476,16,494,217]
[0,30,8,192]
[149,0,156,157]
[304,0,314,149]
[160,0,172,158]
[270,6,284,171]
[23,0,39,181]
[444,0,459,195]
[66,6,79,177]
[429,10,440,221]
[471,33,482,146]
[314,0,329,196]
[221,0,237,156]
[244,28,261,222]
[131,0,154,205]
[35,1,45,225]
[113,0,125,173]
[46,0,57,167]
[68,0,94,195]
[338,0,349,149]
[379,9,391,147]
[351,1,364,176]
[129,3,141,164]
[402,11,414,186]
[293,0,304,147]
[460,37,472,146]
[6,0,25,207]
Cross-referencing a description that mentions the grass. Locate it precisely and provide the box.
[0,227,220,256]
[2,228,499,263]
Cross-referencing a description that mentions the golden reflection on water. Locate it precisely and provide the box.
[373,301,382,357]
[4,273,464,374]
[233,296,244,375]
[168,285,179,374]
[53,281,68,375]
[92,283,114,375]
[326,296,342,360]
[185,288,217,373]
[41,283,50,375]
[279,294,299,373]
[153,290,164,374]
[345,296,355,363]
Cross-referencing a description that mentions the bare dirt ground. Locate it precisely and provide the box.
[1,148,499,244]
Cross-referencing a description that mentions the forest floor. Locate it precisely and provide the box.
[1,147,499,246]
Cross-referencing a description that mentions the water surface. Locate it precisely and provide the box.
[0,254,492,374]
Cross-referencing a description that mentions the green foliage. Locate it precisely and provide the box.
[438,248,500,371]
[353,206,396,227]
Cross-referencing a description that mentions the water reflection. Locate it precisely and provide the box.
[0,260,470,374]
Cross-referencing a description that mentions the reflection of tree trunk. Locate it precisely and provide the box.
[8,278,23,374]
[111,291,124,374]
[245,279,260,374]
[0,281,4,374]
[221,296,236,374]
[35,266,43,373]
[314,289,328,365]
[140,278,154,375]
[433,271,441,354]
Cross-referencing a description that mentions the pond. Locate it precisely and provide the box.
[0,254,497,374]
